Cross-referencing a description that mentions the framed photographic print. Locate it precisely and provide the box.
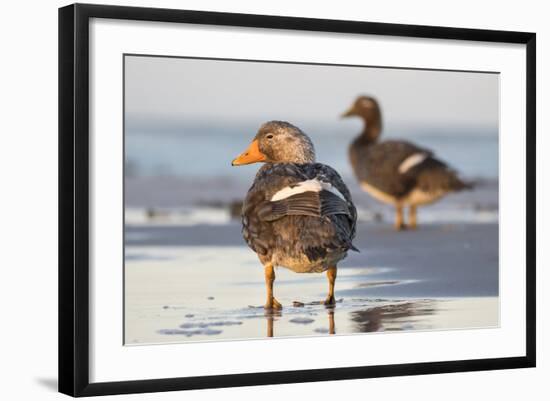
[58,3,536,397]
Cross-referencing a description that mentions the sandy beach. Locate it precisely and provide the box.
[124,217,499,345]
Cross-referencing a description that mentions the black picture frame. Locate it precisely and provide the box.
[58,3,536,397]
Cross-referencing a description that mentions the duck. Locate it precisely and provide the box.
[342,96,471,230]
[232,121,357,310]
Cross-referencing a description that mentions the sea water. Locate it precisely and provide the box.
[125,122,498,182]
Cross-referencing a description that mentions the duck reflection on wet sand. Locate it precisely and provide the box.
[264,301,438,337]
[265,307,335,337]
[151,296,492,343]
[350,301,436,332]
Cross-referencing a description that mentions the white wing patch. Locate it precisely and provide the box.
[398,153,428,174]
[271,179,346,201]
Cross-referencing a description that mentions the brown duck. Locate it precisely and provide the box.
[232,121,357,310]
[342,96,471,230]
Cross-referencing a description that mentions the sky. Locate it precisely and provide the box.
[124,55,499,134]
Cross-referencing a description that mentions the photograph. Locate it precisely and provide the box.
[123,54,500,345]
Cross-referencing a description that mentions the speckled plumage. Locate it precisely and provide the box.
[242,162,357,273]
[254,121,316,164]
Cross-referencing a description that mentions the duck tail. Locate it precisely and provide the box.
[415,158,473,193]
[349,243,360,252]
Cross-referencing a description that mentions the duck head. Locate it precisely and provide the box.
[341,96,382,142]
[341,96,380,119]
[232,121,316,165]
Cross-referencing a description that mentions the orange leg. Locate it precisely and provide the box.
[395,205,406,231]
[264,264,282,310]
[323,266,337,305]
[409,205,417,229]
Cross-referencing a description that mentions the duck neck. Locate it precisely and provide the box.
[356,116,382,145]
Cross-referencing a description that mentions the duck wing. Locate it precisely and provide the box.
[356,140,431,197]
[306,163,357,242]
[241,163,358,258]
[258,180,353,222]
[242,164,308,256]
[406,157,473,193]
[306,163,358,253]
[353,139,471,198]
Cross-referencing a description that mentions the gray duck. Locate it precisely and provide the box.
[342,96,471,230]
[232,121,357,310]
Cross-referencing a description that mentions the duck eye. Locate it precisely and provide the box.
[266,134,274,139]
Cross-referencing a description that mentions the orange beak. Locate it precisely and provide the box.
[231,139,267,166]
[341,106,355,118]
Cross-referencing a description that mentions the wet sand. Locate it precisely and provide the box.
[124,222,499,345]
